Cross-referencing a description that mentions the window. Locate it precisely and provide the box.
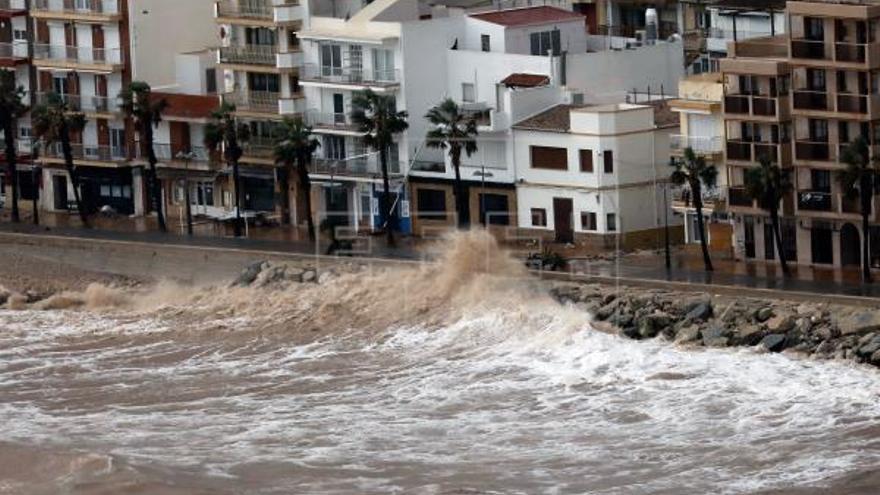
[530,146,568,170]
[481,34,491,52]
[606,213,617,232]
[416,188,447,219]
[530,30,561,56]
[805,17,824,41]
[13,29,26,41]
[531,208,547,227]
[320,44,342,76]
[323,135,346,160]
[581,211,597,231]
[205,68,217,94]
[245,27,276,46]
[248,73,279,93]
[462,83,475,103]
[808,119,828,142]
[603,150,614,173]
[811,169,831,192]
[579,149,593,172]
[372,48,395,81]
[479,193,510,225]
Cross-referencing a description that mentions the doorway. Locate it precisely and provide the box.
[840,223,861,266]
[53,175,69,210]
[811,225,834,264]
[553,197,574,244]
[744,216,756,259]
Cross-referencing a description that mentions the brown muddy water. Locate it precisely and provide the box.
[0,232,879,494]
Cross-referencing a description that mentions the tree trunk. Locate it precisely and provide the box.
[3,121,20,223]
[769,197,790,276]
[379,143,395,247]
[692,180,713,272]
[861,180,873,283]
[451,146,466,229]
[298,154,315,242]
[61,124,89,228]
[145,124,166,232]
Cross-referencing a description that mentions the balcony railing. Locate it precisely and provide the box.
[42,142,127,162]
[754,143,782,163]
[793,90,829,111]
[752,97,777,116]
[724,95,750,114]
[671,135,723,154]
[32,0,120,15]
[33,43,123,65]
[728,188,754,207]
[0,0,27,11]
[136,143,211,163]
[797,191,832,211]
[0,137,34,155]
[795,141,831,161]
[791,39,827,60]
[240,135,275,158]
[727,140,753,161]
[837,93,870,114]
[300,63,400,87]
[36,92,119,113]
[0,42,28,60]
[218,45,275,66]
[215,0,273,19]
[224,90,279,113]
[305,110,359,130]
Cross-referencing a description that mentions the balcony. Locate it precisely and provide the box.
[835,42,866,63]
[299,63,401,90]
[241,135,275,159]
[797,191,833,212]
[137,144,212,164]
[306,110,361,133]
[727,140,753,161]
[0,137,34,156]
[791,39,827,60]
[0,41,28,64]
[42,142,128,162]
[276,49,303,70]
[793,90,830,111]
[36,93,120,114]
[836,93,880,115]
[310,156,402,178]
[215,0,273,21]
[671,135,723,155]
[724,95,750,114]
[32,0,121,20]
[795,141,831,161]
[33,44,123,69]
[223,90,279,114]
[218,44,275,66]
[728,188,754,208]
[752,97,778,117]
[0,0,27,14]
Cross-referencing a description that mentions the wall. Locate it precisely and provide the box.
[504,19,588,55]
[173,50,217,95]
[129,0,217,89]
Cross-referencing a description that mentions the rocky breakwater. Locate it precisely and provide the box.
[552,283,880,369]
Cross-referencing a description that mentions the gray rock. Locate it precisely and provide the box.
[793,317,812,334]
[596,299,623,321]
[637,312,672,339]
[675,325,701,344]
[856,334,880,358]
[233,260,268,287]
[755,307,774,323]
[871,350,880,366]
[608,312,634,329]
[815,341,836,356]
[601,293,617,305]
[760,334,787,353]
[796,303,818,316]
[301,269,317,283]
[317,271,335,285]
[702,324,730,347]
[736,324,764,345]
[620,326,641,339]
[834,311,880,336]
[766,314,795,333]
[686,301,713,322]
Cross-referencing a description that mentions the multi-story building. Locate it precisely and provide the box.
[511,102,682,248]
[215,0,306,221]
[722,0,880,271]
[668,72,731,249]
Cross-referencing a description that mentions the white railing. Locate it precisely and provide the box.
[671,135,724,154]
[33,44,123,65]
[32,0,120,15]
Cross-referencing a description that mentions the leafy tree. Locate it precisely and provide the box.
[32,93,89,227]
[275,116,320,241]
[744,156,793,276]
[120,81,169,232]
[0,70,27,223]
[351,89,409,246]
[839,135,876,283]
[425,98,478,229]
[670,147,718,272]
[204,102,250,237]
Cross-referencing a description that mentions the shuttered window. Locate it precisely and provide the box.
[579,149,593,172]
[530,146,568,170]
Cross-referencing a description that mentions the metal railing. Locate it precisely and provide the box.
[305,110,359,130]
[724,95,750,114]
[793,90,830,111]
[0,0,27,11]
[300,63,400,86]
[795,141,831,161]
[223,90,279,113]
[35,92,119,113]
[33,43,123,65]
[791,39,827,60]
[218,45,276,66]
[671,135,723,154]
[32,0,120,15]
[137,143,211,162]
[0,42,28,59]
[215,0,273,19]
[0,137,34,155]
[728,188,754,207]
[42,142,127,161]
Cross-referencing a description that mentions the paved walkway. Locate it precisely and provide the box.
[0,221,878,301]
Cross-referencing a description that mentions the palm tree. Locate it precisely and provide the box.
[839,135,876,283]
[0,70,27,223]
[204,102,250,237]
[32,93,89,228]
[670,147,718,272]
[744,156,793,276]
[274,116,320,241]
[120,81,169,232]
[351,89,409,247]
[425,98,478,229]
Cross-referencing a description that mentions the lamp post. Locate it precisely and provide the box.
[175,150,195,235]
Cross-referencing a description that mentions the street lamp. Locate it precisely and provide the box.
[175,150,196,235]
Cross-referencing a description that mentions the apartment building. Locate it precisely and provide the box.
[215,0,306,220]
[298,0,683,237]
[512,102,682,248]
[722,0,880,270]
[668,72,732,250]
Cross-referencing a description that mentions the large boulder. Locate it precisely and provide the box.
[674,325,701,344]
[766,313,795,333]
[685,300,713,322]
[760,334,787,353]
[755,307,774,323]
[637,311,672,339]
[596,299,624,321]
[232,260,268,287]
[834,311,880,336]
[702,323,731,347]
[856,333,880,358]
[735,324,764,346]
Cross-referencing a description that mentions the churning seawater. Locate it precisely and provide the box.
[1,233,879,494]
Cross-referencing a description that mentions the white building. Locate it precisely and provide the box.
[511,102,682,248]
